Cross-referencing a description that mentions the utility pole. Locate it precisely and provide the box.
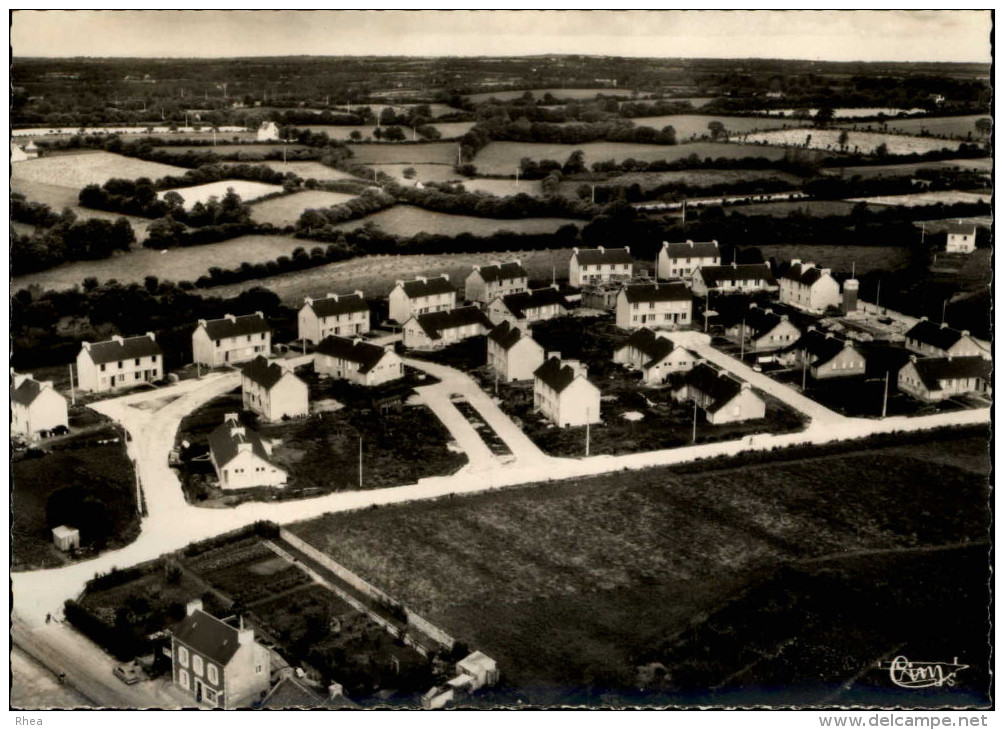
[494,370,499,396]
[740,318,746,361]
[691,400,698,444]
[68,364,75,406]
[942,299,948,325]
[585,410,590,456]
[590,184,596,204]
[801,350,808,391]
[876,279,881,309]
[358,436,363,488]
[881,371,889,418]
[703,290,710,332]
[920,221,926,247]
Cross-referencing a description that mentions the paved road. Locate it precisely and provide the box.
[410,379,499,471]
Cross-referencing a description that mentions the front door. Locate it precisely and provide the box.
[196,679,203,703]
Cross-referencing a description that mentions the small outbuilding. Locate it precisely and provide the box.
[52,525,80,552]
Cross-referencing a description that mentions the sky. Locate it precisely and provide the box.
[10,10,993,64]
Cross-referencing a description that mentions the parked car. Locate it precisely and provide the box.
[113,664,143,685]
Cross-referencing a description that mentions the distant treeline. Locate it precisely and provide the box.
[11,204,135,276]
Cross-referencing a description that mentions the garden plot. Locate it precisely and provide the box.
[249,189,359,227]
[10,151,186,188]
[846,190,991,207]
[158,179,282,208]
[742,128,967,155]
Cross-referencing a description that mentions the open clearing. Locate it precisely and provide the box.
[846,190,991,207]
[743,129,967,155]
[466,87,636,103]
[249,189,358,227]
[223,160,359,181]
[327,204,581,236]
[828,157,992,179]
[565,168,805,194]
[158,179,282,208]
[303,121,476,140]
[368,163,459,183]
[457,178,544,196]
[754,244,912,274]
[629,114,801,141]
[11,151,186,188]
[348,142,459,165]
[837,114,989,140]
[718,199,862,217]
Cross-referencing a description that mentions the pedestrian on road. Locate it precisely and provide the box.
[46,613,51,624]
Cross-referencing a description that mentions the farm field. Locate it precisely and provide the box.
[287,431,990,705]
[11,234,307,293]
[223,160,359,181]
[302,121,476,140]
[151,144,312,160]
[628,114,800,140]
[743,128,967,155]
[753,244,912,274]
[846,190,991,208]
[158,179,282,208]
[836,114,989,140]
[718,199,862,217]
[458,177,544,196]
[326,204,582,237]
[348,142,458,165]
[758,107,926,119]
[565,168,805,194]
[204,248,576,304]
[827,157,992,179]
[249,189,358,227]
[914,216,992,232]
[466,87,636,103]
[11,151,186,188]
[369,163,459,183]
[473,141,791,175]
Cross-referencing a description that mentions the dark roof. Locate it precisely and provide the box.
[776,261,829,286]
[240,356,287,390]
[201,313,270,341]
[788,329,857,367]
[487,320,524,351]
[306,293,369,317]
[11,377,45,407]
[904,320,966,351]
[475,261,527,282]
[83,334,162,365]
[622,282,692,304]
[400,276,456,299]
[683,362,745,414]
[499,288,568,318]
[908,356,990,392]
[172,610,241,666]
[662,240,719,259]
[573,247,633,265]
[208,418,272,468]
[946,222,977,236]
[260,676,357,709]
[722,305,792,340]
[619,328,680,368]
[412,307,491,340]
[533,357,580,394]
[315,336,388,374]
[697,263,777,287]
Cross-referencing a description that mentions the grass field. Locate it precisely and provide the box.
[466,87,636,103]
[719,199,862,217]
[326,204,582,236]
[367,163,459,184]
[629,114,801,141]
[349,142,459,165]
[562,168,805,195]
[846,190,991,208]
[288,430,990,705]
[460,178,545,196]
[224,160,359,181]
[249,189,358,227]
[152,144,312,160]
[303,121,476,140]
[837,114,989,140]
[829,157,993,179]
[743,129,967,155]
[754,244,911,274]
[159,179,282,208]
[11,151,186,188]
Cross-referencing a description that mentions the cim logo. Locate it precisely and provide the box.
[878,656,969,689]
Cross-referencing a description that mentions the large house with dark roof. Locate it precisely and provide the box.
[783,327,866,379]
[76,332,163,392]
[945,221,977,254]
[486,321,545,382]
[388,275,457,324]
[898,355,991,402]
[192,312,271,367]
[240,356,308,422]
[464,260,528,304]
[569,246,633,287]
[904,318,986,359]
[170,599,271,709]
[615,281,693,330]
[11,371,68,438]
[403,306,492,350]
[208,414,287,489]
[613,328,698,384]
[722,303,801,352]
[297,291,370,344]
[691,263,777,296]
[259,669,356,709]
[672,362,765,424]
[776,259,841,313]
[657,239,720,280]
[533,354,601,427]
[486,285,568,327]
[314,335,403,386]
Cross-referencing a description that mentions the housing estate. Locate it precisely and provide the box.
[897,355,991,403]
[784,327,867,379]
[945,221,978,254]
[613,328,698,384]
[776,260,842,313]
[464,260,529,303]
[403,306,492,349]
[192,313,272,368]
[672,362,766,424]
[388,275,457,324]
[486,285,568,326]
[568,246,633,287]
[297,291,370,344]
[690,263,778,296]
[903,318,987,359]
[533,354,601,427]
[657,239,720,280]
[240,356,308,422]
[615,281,693,330]
[314,335,403,387]
[171,599,271,709]
[486,321,545,382]
[208,414,287,489]
[10,371,68,438]
[722,304,801,352]
[76,332,163,392]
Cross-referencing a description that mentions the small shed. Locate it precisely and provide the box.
[52,525,80,551]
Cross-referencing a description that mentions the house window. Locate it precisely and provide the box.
[205,688,216,702]
[178,668,189,689]
[192,654,204,677]
[207,664,219,685]
[100,364,106,372]
[256,665,263,674]
[118,361,123,369]
[178,646,189,667]
[215,340,221,347]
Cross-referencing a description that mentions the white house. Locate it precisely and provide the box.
[240,356,309,422]
[171,599,271,709]
[672,362,765,424]
[208,414,287,489]
[945,222,978,254]
[464,260,528,304]
[615,282,693,330]
[533,354,601,427]
[11,371,69,438]
[486,285,567,327]
[456,652,499,691]
[297,291,370,344]
[192,313,271,368]
[722,303,801,352]
[388,275,457,324]
[783,327,867,380]
[657,240,720,280]
[403,306,492,350]
[691,263,778,297]
[568,246,633,287]
[903,318,988,359]
[314,335,403,386]
[257,121,280,141]
[52,525,80,552]
[897,355,991,403]
[613,328,698,384]
[776,259,842,313]
[486,321,545,382]
[76,333,163,393]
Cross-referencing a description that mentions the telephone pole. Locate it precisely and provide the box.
[358,437,363,488]
[740,318,746,361]
[585,410,591,456]
[801,350,808,391]
[881,371,889,418]
[691,400,698,444]
[68,364,76,406]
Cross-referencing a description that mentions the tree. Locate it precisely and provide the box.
[875,142,889,158]
[707,120,726,140]
[837,130,850,152]
[562,149,586,175]
[382,126,406,142]
[402,167,417,180]
[814,105,835,127]
[975,117,992,137]
[349,130,362,141]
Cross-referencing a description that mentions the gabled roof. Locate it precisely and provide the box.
[907,356,991,392]
[945,222,978,236]
[573,247,633,266]
[619,328,682,369]
[411,307,491,340]
[208,419,272,468]
[11,377,46,407]
[399,276,456,299]
[662,240,720,259]
[200,313,270,341]
[533,357,586,394]
[487,320,525,351]
[622,282,692,304]
[172,610,242,666]
[315,336,389,374]
[240,356,289,390]
[904,320,967,351]
[682,362,745,414]
[697,263,776,287]
[259,676,357,709]
[498,288,568,319]
[474,261,527,282]
[722,305,794,340]
[306,293,369,318]
[775,261,831,287]
[82,334,162,365]
[788,329,858,368]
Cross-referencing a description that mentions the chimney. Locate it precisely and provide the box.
[962,330,970,336]
[763,307,773,315]
[820,268,831,277]
[565,359,587,379]
[920,316,928,322]
[354,290,364,298]
[780,314,789,322]
[939,322,948,329]
[731,261,737,269]
[514,258,521,267]
[328,682,344,699]
[305,297,314,306]
[805,262,816,270]
[624,246,630,254]
[546,351,562,361]
[11,370,29,389]
[441,273,449,282]
[224,412,240,424]
[237,618,255,646]
[395,279,405,288]
[947,353,953,361]
[687,240,694,247]
[661,241,669,250]
[254,311,264,320]
[112,335,124,344]
[233,428,248,441]
[225,313,236,322]
[186,598,203,616]
[825,332,834,340]
[597,246,605,253]
[909,354,917,363]
[278,667,296,681]
[146,331,156,341]
[572,247,580,256]
[472,264,481,271]
[807,325,817,333]
[198,318,207,328]
[711,239,719,248]
[791,259,801,267]
[82,341,91,351]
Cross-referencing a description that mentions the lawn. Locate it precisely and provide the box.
[837,114,989,140]
[152,144,313,160]
[366,163,460,184]
[348,142,459,165]
[302,121,476,140]
[158,180,282,208]
[628,114,801,141]
[466,88,636,103]
[249,189,359,227]
[743,128,968,156]
[845,190,991,208]
[11,151,186,188]
[287,429,990,705]
[327,204,582,236]
[720,199,862,217]
[754,244,911,274]
[224,160,359,181]
[828,157,992,179]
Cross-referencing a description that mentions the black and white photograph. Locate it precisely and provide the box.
[8,8,994,718]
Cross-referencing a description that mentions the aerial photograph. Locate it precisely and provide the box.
[9,9,993,716]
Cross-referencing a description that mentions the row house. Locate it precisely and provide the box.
[691,263,777,297]
[171,599,271,709]
[532,354,601,428]
[388,275,456,323]
[945,221,977,254]
[486,285,567,327]
[898,355,991,403]
[657,239,720,280]
[403,306,492,350]
[486,321,545,382]
[613,328,698,385]
[783,327,867,380]
[208,414,287,489]
[464,260,528,304]
[722,303,801,352]
[297,291,370,344]
[240,356,308,422]
[76,333,163,393]
[314,335,403,387]
[776,259,842,313]
[11,371,68,438]
[615,281,693,330]
[568,246,633,287]
[672,362,766,425]
[192,313,271,367]
[904,318,987,359]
